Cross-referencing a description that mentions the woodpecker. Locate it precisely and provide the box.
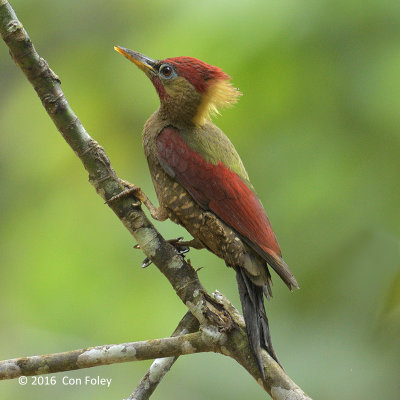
[114,46,299,375]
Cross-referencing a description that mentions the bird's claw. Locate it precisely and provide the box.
[134,237,190,269]
[132,244,153,268]
[105,180,142,206]
[167,237,190,256]
[167,236,184,245]
[141,257,152,268]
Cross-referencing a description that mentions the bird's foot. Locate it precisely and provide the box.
[105,179,143,206]
[134,237,191,268]
[166,237,191,255]
[132,243,154,268]
[175,238,205,250]
[107,180,169,222]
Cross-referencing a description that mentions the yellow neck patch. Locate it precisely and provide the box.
[192,80,242,126]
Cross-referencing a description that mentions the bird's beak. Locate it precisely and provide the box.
[114,46,156,75]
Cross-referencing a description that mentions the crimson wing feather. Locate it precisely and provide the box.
[156,127,282,259]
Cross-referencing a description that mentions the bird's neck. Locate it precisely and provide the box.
[158,103,195,127]
[157,86,205,127]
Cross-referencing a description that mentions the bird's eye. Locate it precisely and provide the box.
[159,64,173,78]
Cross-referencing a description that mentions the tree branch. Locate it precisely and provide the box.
[0,2,312,399]
[127,312,199,400]
[0,331,212,380]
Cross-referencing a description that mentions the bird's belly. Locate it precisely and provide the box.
[150,161,246,268]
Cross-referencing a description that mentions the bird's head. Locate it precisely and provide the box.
[115,46,241,126]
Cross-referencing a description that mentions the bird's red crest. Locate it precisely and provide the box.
[161,57,241,125]
[161,57,230,93]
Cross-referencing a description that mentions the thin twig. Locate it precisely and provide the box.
[127,312,199,400]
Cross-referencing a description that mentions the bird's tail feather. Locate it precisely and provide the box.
[264,248,299,291]
[235,267,282,377]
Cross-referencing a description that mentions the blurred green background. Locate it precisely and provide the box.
[1,0,399,399]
